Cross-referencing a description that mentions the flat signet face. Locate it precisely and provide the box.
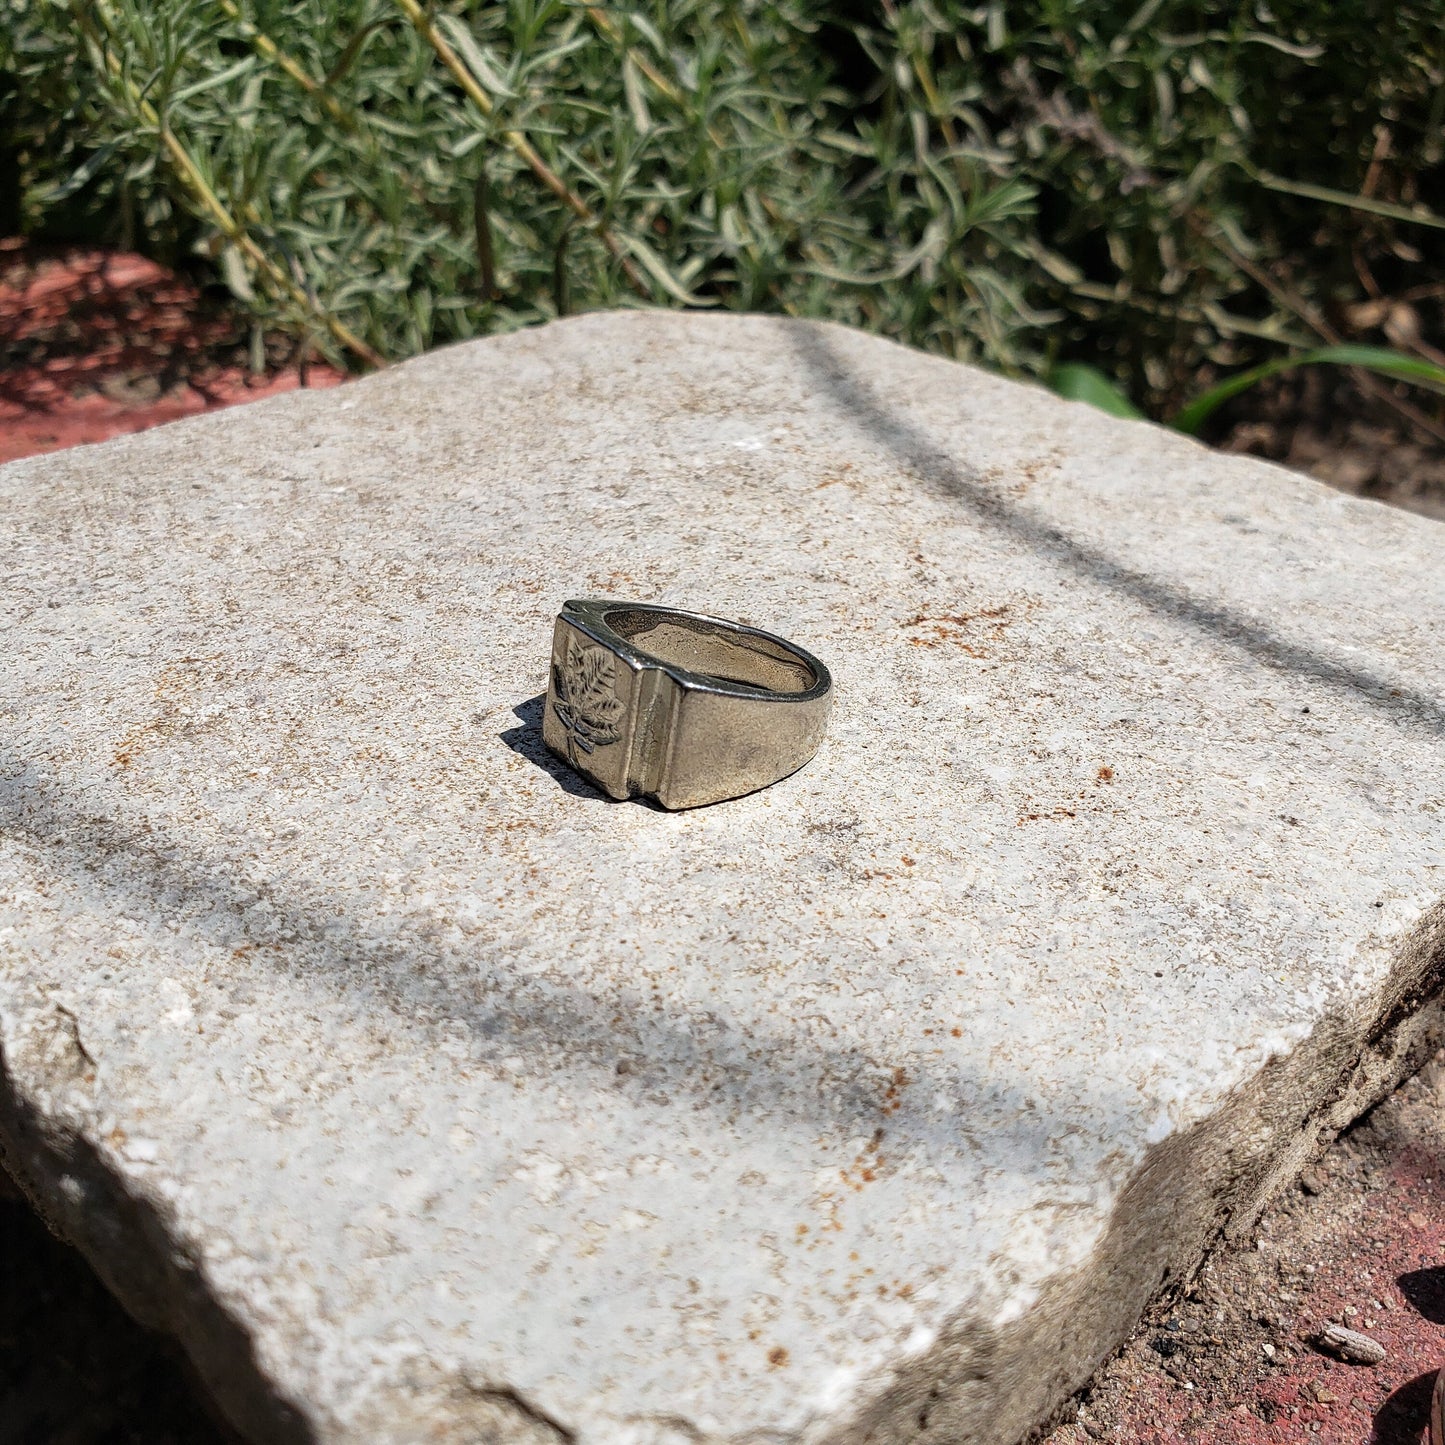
[553,635,626,754]
[543,622,635,798]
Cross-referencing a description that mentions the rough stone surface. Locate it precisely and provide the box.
[0,311,1442,1445]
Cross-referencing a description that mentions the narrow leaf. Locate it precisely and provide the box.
[434,15,516,101]
[622,55,652,133]
[1173,346,1445,435]
[1048,363,1144,419]
[169,54,256,105]
[220,243,255,302]
[39,141,120,203]
[619,232,717,305]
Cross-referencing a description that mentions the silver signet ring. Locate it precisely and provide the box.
[542,599,833,810]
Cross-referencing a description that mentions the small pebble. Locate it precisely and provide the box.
[1314,1323,1386,1365]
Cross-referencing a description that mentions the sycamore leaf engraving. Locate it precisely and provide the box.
[552,636,626,765]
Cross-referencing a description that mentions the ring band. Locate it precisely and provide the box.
[542,599,833,809]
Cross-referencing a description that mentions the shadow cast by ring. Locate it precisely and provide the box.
[1372,1368,1438,1445]
[498,694,662,807]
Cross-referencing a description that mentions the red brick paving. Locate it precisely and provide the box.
[0,237,345,465]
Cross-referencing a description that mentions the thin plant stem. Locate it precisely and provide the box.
[73,1,385,368]
[393,0,650,299]
[215,0,354,130]
[1253,169,1445,232]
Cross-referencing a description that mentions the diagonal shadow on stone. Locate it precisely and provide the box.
[0,744,1170,1445]
[1399,1266,1445,1324]
[0,745,1159,1445]
[0,750,1110,1162]
[787,323,1445,739]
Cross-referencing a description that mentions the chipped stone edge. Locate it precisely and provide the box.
[0,993,316,1445]
[825,899,1445,1445]
[0,906,1441,1444]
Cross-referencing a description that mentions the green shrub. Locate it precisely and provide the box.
[2,1,1440,410]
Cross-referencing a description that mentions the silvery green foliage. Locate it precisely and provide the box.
[2,0,1439,407]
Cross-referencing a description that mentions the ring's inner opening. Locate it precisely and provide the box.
[604,610,817,694]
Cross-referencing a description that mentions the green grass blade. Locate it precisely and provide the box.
[1048,363,1145,419]
[1253,171,1445,231]
[1172,346,1445,435]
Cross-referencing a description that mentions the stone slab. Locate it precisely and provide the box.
[1,311,1442,1445]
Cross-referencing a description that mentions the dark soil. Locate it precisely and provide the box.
[0,1171,239,1444]
[1216,368,1445,522]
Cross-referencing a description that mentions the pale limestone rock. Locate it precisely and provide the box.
[1,312,1442,1443]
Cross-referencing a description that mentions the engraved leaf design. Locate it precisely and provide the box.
[552,637,625,759]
